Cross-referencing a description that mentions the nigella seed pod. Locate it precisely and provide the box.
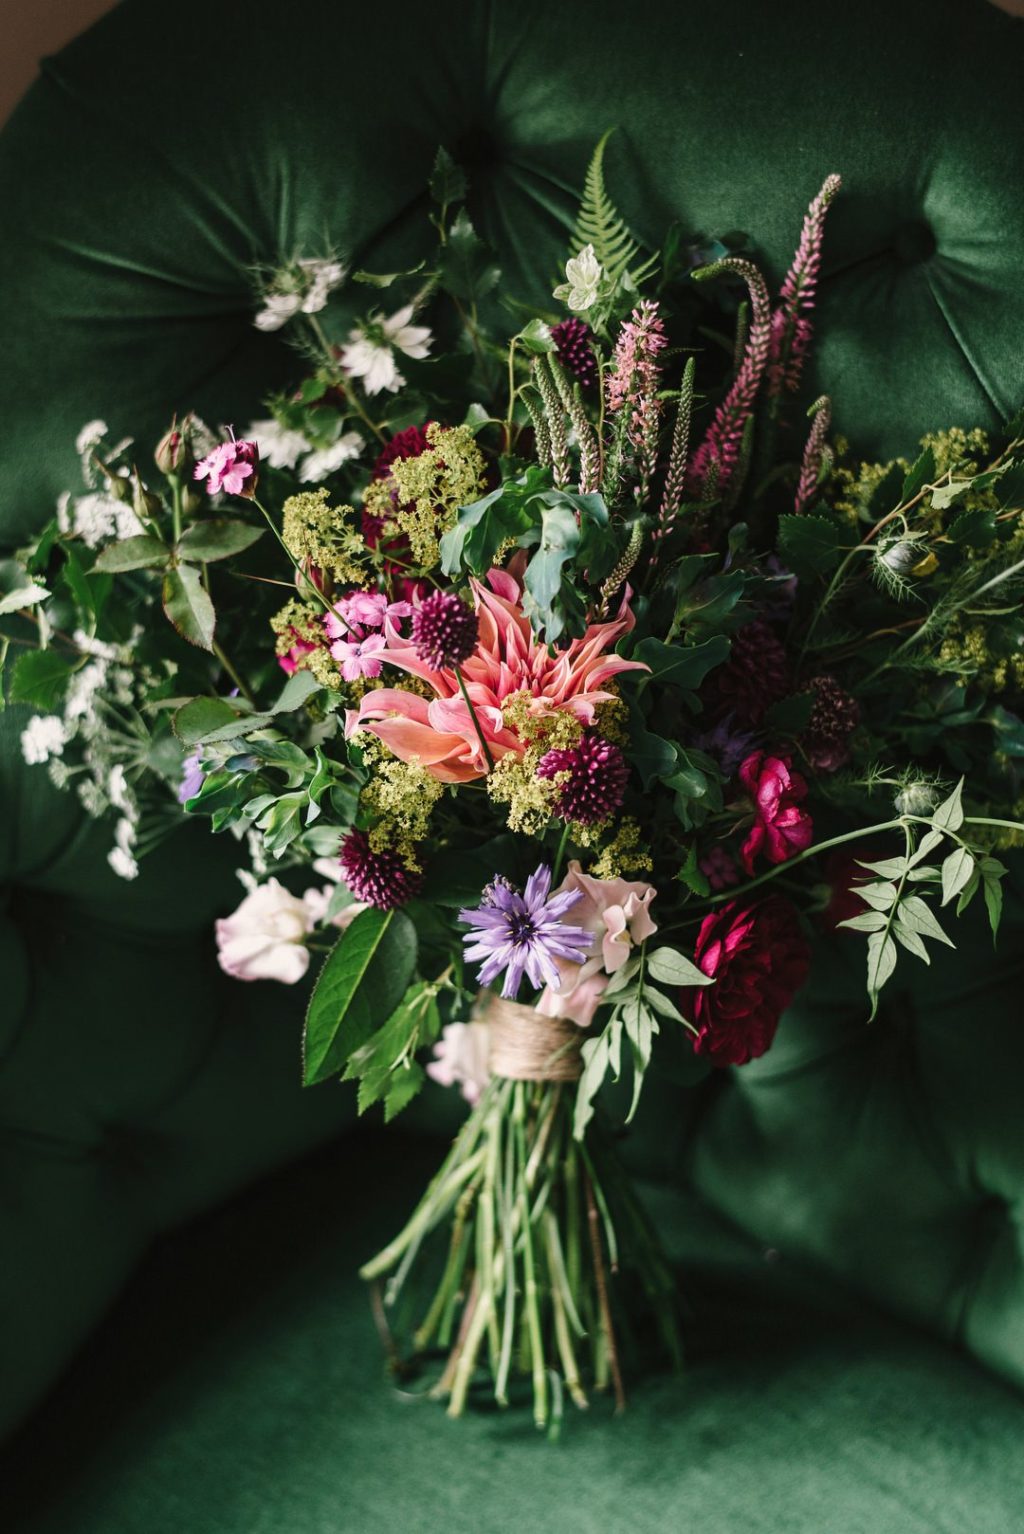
[895,783,938,817]
[878,540,919,575]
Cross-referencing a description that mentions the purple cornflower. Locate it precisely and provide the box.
[459,864,592,1000]
[537,733,628,824]
[178,750,205,804]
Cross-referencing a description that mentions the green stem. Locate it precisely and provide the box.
[551,819,572,885]
[703,818,905,906]
[455,665,495,772]
[211,637,256,706]
[251,496,334,617]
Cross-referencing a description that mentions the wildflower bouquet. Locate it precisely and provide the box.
[7,138,1024,1432]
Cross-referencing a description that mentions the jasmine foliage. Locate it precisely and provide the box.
[574,945,712,1138]
[838,780,1008,1018]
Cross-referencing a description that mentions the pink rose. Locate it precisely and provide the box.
[684,896,810,1067]
[738,751,813,874]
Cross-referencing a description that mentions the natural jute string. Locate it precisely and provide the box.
[485,995,583,1083]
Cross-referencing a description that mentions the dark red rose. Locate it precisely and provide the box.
[738,750,813,874]
[371,421,435,482]
[684,896,811,1067]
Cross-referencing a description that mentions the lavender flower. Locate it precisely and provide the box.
[459,865,592,1000]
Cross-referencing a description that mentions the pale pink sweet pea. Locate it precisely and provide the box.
[345,570,647,783]
[329,633,389,681]
[536,862,658,1023]
[536,970,609,1030]
[427,1021,492,1104]
[215,878,316,984]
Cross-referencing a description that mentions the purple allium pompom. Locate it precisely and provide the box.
[339,830,422,910]
[550,317,599,391]
[800,675,860,772]
[411,590,479,671]
[536,732,629,824]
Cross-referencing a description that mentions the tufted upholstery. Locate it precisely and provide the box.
[2,0,1024,1456]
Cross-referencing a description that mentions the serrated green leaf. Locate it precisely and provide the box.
[776,513,844,577]
[384,1062,426,1122]
[940,847,975,906]
[163,563,215,650]
[93,534,168,573]
[645,946,714,987]
[437,209,500,305]
[176,520,263,563]
[429,144,467,208]
[8,649,73,710]
[303,909,418,1085]
[901,446,936,505]
[518,318,556,354]
[173,695,245,744]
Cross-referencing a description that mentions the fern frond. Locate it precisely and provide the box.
[572,129,645,284]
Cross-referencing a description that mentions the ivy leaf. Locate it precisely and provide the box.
[776,513,844,578]
[303,909,418,1085]
[93,535,169,573]
[940,847,975,907]
[176,520,264,563]
[9,649,73,710]
[633,633,730,691]
[646,946,714,988]
[163,564,215,650]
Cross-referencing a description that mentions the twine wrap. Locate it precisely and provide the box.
[484,995,583,1083]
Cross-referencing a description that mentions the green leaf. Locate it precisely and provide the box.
[429,144,468,208]
[303,909,418,1085]
[857,881,899,911]
[439,466,548,577]
[857,856,908,879]
[930,779,964,832]
[645,946,714,988]
[437,209,500,306]
[574,1024,615,1139]
[518,318,556,355]
[571,129,651,286]
[901,446,936,505]
[384,1062,427,1123]
[892,920,931,963]
[9,649,73,710]
[633,633,730,692]
[176,520,264,563]
[271,669,323,713]
[623,1002,657,1123]
[980,856,1006,943]
[675,842,710,897]
[163,564,215,650]
[173,695,245,745]
[776,513,844,578]
[948,505,997,547]
[838,910,888,933]
[909,827,944,866]
[930,480,971,511]
[940,847,975,907]
[866,931,897,1014]
[898,895,955,946]
[764,691,815,734]
[92,535,168,573]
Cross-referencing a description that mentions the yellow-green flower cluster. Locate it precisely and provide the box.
[938,619,1024,694]
[281,489,368,584]
[362,757,443,868]
[269,599,341,690]
[588,817,653,879]
[484,696,585,835]
[366,423,487,569]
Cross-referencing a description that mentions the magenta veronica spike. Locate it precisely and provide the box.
[686,258,772,502]
[794,395,832,514]
[767,174,842,403]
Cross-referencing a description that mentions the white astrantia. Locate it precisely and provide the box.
[339,304,432,395]
[21,715,67,766]
[554,244,603,311]
[246,418,311,470]
[108,817,139,881]
[299,432,365,482]
[108,765,134,814]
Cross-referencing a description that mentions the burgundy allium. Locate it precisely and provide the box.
[551,317,598,391]
[194,436,259,498]
[738,750,813,875]
[767,174,842,401]
[339,829,422,910]
[411,590,479,670]
[706,620,790,728]
[684,896,810,1066]
[536,733,629,824]
[800,674,860,772]
[459,864,592,1000]
[686,258,771,500]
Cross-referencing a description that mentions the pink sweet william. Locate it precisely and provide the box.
[194,437,259,498]
[738,750,813,874]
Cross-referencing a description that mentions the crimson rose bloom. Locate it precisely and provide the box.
[685,896,811,1066]
[738,750,813,875]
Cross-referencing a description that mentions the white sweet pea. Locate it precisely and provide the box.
[554,244,603,311]
[246,418,311,470]
[339,304,433,395]
[299,432,365,481]
[215,877,317,984]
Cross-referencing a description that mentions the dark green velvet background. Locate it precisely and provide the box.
[2,0,1024,1526]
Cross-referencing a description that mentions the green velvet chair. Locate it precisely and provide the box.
[3,1,1024,1528]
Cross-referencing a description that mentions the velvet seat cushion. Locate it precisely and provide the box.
[5,1136,1024,1534]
